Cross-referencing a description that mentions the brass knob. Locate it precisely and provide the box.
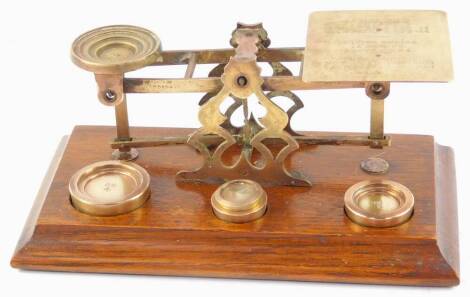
[344,180,414,227]
[69,160,150,216]
[211,179,267,223]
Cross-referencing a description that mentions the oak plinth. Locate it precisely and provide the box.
[11,126,460,286]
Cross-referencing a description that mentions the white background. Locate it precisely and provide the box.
[0,0,468,296]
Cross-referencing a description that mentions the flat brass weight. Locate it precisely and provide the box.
[69,160,151,216]
[211,179,268,223]
[344,180,414,227]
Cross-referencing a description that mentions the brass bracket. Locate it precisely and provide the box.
[95,74,137,160]
[365,82,390,148]
[177,28,310,186]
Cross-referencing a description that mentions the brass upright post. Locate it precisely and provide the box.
[365,82,390,148]
[370,98,384,140]
[94,73,139,161]
[114,95,131,140]
[112,94,138,160]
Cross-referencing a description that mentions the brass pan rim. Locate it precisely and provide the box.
[71,24,161,74]
[69,160,150,216]
[344,179,414,228]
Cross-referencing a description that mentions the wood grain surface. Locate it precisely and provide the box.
[11,126,460,286]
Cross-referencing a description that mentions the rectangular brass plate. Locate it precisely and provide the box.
[302,10,453,82]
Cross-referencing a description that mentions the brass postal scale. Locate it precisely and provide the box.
[11,10,459,286]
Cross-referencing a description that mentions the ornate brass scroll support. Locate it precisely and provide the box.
[177,28,310,186]
[199,23,304,136]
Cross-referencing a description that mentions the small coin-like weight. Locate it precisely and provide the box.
[361,157,389,174]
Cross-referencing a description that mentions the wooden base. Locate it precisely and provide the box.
[11,126,460,286]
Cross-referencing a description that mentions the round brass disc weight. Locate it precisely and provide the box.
[69,160,150,216]
[71,25,161,74]
[344,180,414,228]
[211,179,267,223]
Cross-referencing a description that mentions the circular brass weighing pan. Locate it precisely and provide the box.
[71,25,161,74]
[211,179,267,223]
[69,160,150,216]
[344,180,414,227]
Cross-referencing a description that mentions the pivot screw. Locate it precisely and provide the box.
[104,89,117,102]
[371,83,383,95]
[236,75,248,87]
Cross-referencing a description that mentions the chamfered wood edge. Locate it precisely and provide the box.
[433,143,460,285]
[8,225,459,286]
[10,136,69,266]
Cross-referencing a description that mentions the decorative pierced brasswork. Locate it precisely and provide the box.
[199,23,304,136]
[177,29,310,186]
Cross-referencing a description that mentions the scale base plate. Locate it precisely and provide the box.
[11,126,459,286]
